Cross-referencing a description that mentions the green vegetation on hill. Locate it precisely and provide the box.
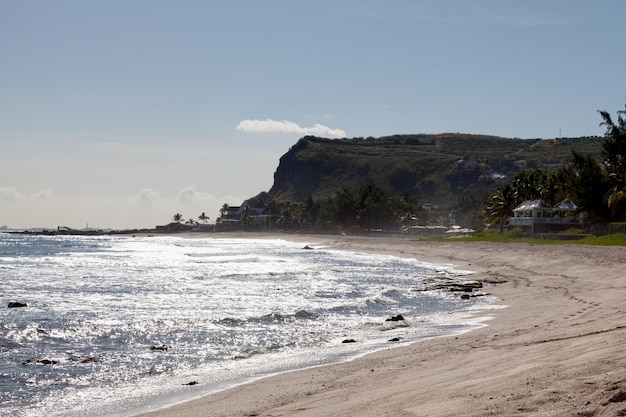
[260,133,603,229]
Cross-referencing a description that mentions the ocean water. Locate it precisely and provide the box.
[0,233,496,416]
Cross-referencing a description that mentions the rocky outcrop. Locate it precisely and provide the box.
[22,358,58,365]
[413,279,494,299]
[8,302,27,308]
[386,314,405,322]
[150,344,171,351]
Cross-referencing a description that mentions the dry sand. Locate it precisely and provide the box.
[137,235,626,417]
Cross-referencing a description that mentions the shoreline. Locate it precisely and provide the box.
[135,234,626,417]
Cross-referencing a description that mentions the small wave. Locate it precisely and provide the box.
[230,346,269,360]
[230,341,293,361]
[294,309,319,319]
[381,288,403,297]
[215,317,247,327]
[202,256,263,264]
[365,295,397,306]
[254,312,296,324]
[0,337,23,350]
[378,320,411,332]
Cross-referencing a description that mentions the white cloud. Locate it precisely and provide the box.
[175,185,215,205]
[29,189,54,200]
[131,188,161,209]
[236,119,346,139]
[0,187,21,204]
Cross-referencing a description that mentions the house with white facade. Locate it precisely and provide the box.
[508,199,583,234]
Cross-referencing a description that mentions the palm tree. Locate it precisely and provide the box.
[599,103,626,185]
[219,204,230,219]
[198,212,209,224]
[239,206,251,230]
[486,183,516,230]
[599,101,626,220]
[172,213,183,223]
[606,189,626,220]
[563,151,610,223]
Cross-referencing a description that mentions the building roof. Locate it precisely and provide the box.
[513,199,551,212]
[554,199,578,211]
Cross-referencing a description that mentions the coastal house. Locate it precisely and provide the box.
[218,201,270,229]
[508,199,583,234]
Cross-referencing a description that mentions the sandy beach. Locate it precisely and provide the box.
[137,235,626,417]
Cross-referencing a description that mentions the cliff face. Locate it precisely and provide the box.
[269,138,323,200]
[266,134,604,205]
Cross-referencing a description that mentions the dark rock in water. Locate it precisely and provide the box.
[183,381,198,386]
[8,302,27,308]
[150,344,170,351]
[449,281,483,293]
[22,358,58,365]
[303,245,313,250]
[414,279,486,293]
[69,355,99,363]
[460,294,471,300]
[386,314,405,322]
[388,337,403,342]
[342,339,357,343]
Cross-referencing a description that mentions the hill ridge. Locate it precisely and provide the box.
[266,134,603,210]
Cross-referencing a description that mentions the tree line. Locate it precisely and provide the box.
[258,181,416,232]
[486,102,626,228]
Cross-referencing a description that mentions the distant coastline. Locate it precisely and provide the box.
[3,227,154,236]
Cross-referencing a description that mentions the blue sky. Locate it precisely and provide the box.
[1,0,625,229]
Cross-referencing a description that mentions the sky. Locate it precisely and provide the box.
[1,1,625,230]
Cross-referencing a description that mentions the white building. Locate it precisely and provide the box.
[508,199,583,234]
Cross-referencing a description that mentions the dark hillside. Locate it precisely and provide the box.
[267,134,603,211]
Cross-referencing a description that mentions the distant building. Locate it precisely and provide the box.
[218,201,270,229]
[544,163,565,170]
[488,172,507,182]
[508,199,583,234]
[422,203,438,213]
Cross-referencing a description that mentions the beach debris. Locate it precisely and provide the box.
[8,302,27,308]
[342,338,357,343]
[386,314,405,322]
